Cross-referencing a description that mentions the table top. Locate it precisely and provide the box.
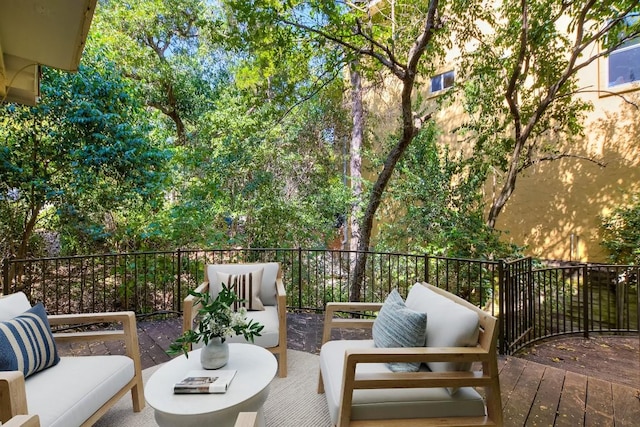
[145,343,277,416]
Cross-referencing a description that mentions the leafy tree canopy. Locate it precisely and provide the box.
[0,47,170,258]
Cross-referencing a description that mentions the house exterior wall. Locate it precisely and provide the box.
[429,60,640,263]
[362,4,639,263]
[493,69,640,263]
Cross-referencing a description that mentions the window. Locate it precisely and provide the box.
[604,13,640,90]
[608,39,640,87]
[430,70,455,94]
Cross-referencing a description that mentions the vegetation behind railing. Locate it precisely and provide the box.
[2,249,638,355]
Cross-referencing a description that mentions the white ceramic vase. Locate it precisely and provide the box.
[200,337,229,369]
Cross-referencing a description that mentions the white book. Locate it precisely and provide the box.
[173,369,237,394]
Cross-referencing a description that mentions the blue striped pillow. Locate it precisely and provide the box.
[373,289,427,372]
[0,303,60,378]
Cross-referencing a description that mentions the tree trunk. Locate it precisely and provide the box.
[347,1,439,301]
[348,63,364,301]
[349,72,419,301]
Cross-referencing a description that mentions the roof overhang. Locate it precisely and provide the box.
[0,0,97,105]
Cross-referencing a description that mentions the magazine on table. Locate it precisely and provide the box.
[173,369,237,394]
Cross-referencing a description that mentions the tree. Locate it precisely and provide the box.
[377,126,519,260]
[225,0,488,300]
[0,54,168,263]
[601,193,640,264]
[455,0,640,228]
[95,0,216,146]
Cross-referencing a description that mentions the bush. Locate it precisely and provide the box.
[601,194,640,264]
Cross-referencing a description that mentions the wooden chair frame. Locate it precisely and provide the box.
[234,412,259,427]
[318,283,503,427]
[1,414,40,427]
[183,263,288,377]
[0,311,144,427]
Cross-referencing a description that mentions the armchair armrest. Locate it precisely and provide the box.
[48,311,141,362]
[182,281,210,337]
[322,302,382,345]
[0,374,42,425]
[337,346,495,426]
[46,310,144,412]
[275,278,286,302]
[275,277,287,344]
[0,371,29,424]
[3,415,40,427]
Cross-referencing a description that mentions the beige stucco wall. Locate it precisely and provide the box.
[361,4,640,263]
[494,66,640,263]
[363,55,640,263]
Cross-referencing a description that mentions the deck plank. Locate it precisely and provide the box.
[554,370,586,427]
[585,377,614,427]
[499,356,527,406]
[503,360,546,426]
[525,365,565,426]
[611,382,640,427]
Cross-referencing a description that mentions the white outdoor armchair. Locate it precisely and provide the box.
[318,282,503,426]
[0,292,144,427]
[183,262,288,377]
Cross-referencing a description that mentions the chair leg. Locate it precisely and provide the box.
[317,371,325,394]
[278,348,287,378]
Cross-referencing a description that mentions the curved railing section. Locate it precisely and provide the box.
[2,248,637,355]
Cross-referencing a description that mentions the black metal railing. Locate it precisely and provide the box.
[500,258,639,354]
[2,249,638,355]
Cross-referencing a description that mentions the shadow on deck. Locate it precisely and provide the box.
[58,312,640,427]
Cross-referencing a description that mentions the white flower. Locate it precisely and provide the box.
[6,188,19,202]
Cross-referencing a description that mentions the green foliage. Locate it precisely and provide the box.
[90,0,352,252]
[0,49,169,259]
[601,194,640,264]
[376,125,520,260]
[453,0,640,227]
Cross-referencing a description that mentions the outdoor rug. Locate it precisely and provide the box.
[94,349,332,426]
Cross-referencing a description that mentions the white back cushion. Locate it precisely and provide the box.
[405,283,479,373]
[0,292,32,321]
[206,263,279,306]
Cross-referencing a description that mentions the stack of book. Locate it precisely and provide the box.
[173,369,237,394]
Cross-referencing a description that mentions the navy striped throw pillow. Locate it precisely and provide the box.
[0,303,60,378]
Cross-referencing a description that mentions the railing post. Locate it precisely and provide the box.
[498,259,507,355]
[177,248,182,312]
[424,253,429,283]
[527,257,534,340]
[297,247,303,310]
[582,264,589,339]
[1,258,8,295]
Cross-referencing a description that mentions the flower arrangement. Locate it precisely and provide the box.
[168,284,264,357]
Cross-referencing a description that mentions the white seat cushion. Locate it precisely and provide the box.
[25,355,134,427]
[320,339,486,426]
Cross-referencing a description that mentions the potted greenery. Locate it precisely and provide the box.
[168,284,264,369]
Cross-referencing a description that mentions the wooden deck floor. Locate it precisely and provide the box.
[498,356,639,426]
[58,313,640,426]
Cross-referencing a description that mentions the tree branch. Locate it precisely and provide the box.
[518,152,607,173]
[279,18,407,79]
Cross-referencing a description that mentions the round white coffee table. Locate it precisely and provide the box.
[145,343,278,427]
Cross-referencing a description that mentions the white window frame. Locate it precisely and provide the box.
[599,14,640,96]
[430,70,455,95]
